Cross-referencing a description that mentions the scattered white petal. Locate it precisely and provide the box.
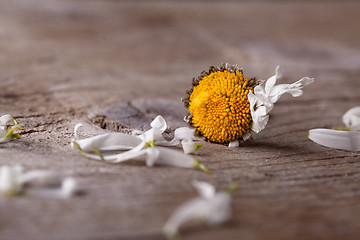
[61,177,78,198]
[308,128,360,151]
[174,127,202,141]
[182,139,202,154]
[150,115,167,133]
[154,147,197,168]
[72,124,142,152]
[0,165,23,195]
[248,66,314,133]
[72,115,208,172]
[0,115,14,127]
[0,165,80,198]
[192,181,215,199]
[163,182,233,239]
[343,106,360,131]
[228,140,239,148]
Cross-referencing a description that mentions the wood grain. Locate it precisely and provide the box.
[0,0,359,239]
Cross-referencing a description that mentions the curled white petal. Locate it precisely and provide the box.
[163,182,232,239]
[249,66,314,134]
[73,123,83,140]
[181,139,202,154]
[150,115,167,133]
[264,65,281,94]
[144,127,167,144]
[0,115,14,127]
[192,181,216,199]
[174,127,201,141]
[308,128,360,151]
[268,77,314,103]
[343,106,360,131]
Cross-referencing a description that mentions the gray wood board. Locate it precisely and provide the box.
[0,1,359,240]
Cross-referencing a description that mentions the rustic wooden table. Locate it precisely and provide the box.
[0,0,359,239]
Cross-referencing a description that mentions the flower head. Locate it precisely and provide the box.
[183,64,314,146]
[183,64,257,144]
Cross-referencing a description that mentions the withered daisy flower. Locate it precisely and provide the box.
[183,64,314,146]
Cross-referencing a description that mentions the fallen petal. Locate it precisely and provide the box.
[308,128,360,151]
[61,177,79,197]
[268,77,314,103]
[182,139,202,154]
[0,165,24,196]
[155,147,196,168]
[163,182,232,239]
[343,106,360,131]
[0,115,15,127]
[150,115,167,133]
[192,181,216,199]
[72,132,142,152]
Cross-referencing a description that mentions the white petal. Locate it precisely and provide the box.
[150,115,167,133]
[0,115,14,127]
[181,139,196,154]
[249,68,314,135]
[268,77,314,103]
[72,132,142,152]
[192,180,216,199]
[163,190,232,239]
[343,106,360,131]
[308,128,360,151]
[174,127,201,141]
[228,140,239,148]
[181,139,202,154]
[145,147,161,167]
[144,127,167,145]
[264,66,281,94]
[0,166,15,194]
[112,148,148,163]
[17,170,60,187]
[0,165,23,195]
[61,177,78,197]
[73,123,83,140]
[249,105,269,133]
[155,147,196,168]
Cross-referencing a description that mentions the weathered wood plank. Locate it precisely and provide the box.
[0,0,359,240]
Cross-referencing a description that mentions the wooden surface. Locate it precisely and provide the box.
[1,0,360,239]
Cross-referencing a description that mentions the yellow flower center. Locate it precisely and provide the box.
[188,70,253,143]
